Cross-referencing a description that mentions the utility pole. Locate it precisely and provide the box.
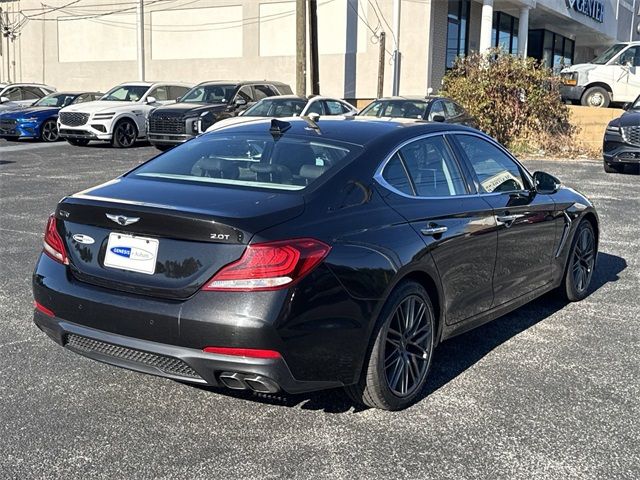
[2,8,10,83]
[391,0,401,96]
[377,31,386,98]
[136,0,145,81]
[295,0,306,96]
[308,0,319,95]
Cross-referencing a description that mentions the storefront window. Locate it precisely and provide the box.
[532,30,575,72]
[446,0,470,68]
[492,12,519,55]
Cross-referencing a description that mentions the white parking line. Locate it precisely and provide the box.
[0,142,64,153]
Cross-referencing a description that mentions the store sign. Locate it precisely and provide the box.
[566,0,605,23]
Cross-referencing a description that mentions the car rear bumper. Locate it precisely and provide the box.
[32,253,361,393]
[33,310,330,393]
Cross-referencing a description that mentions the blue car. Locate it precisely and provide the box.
[0,92,102,142]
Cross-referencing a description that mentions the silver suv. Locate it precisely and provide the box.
[0,83,57,112]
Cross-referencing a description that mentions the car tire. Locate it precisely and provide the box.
[40,119,59,142]
[345,281,436,410]
[560,220,597,302]
[111,119,138,148]
[581,87,610,108]
[603,161,622,173]
[67,138,90,147]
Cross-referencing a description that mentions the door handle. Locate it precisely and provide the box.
[496,214,524,225]
[420,225,448,236]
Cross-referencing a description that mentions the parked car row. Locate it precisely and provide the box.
[0,79,481,152]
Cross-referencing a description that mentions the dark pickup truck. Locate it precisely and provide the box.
[147,81,293,150]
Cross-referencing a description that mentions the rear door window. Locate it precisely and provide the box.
[254,85,278,100]
[24,87,44,100]
[169,86,190,100]
[381,136,467,197]
[149,86,169,101]
[324,100,345,115]
[129,133,362,191]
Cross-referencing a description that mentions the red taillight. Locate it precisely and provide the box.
[34,300,55,317]
[203,238,331,291]
[203,347,282,359]
[43,214,69,265]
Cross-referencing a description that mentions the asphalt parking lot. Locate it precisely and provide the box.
[1,139,638,479]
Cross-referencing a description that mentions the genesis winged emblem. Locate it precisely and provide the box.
[106,213,140,226]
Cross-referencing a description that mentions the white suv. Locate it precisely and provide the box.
[58,82,191,147]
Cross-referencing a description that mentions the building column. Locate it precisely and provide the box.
[479,0,494,53]
[518,6,530,57]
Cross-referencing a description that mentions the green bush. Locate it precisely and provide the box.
[440,50,576,155]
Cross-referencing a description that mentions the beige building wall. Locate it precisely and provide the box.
[12,0,435,99]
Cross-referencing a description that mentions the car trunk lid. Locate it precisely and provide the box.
[57,178,304,299]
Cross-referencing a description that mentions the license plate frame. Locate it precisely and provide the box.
[104,232,159,275]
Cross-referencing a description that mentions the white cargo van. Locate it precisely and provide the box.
[560,42,640,108]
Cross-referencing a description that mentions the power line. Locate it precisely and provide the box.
[49,0,336,32]
[25,0,82,18]
[372,0,396,45]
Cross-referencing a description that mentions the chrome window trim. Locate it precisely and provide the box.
[373,130,534,200]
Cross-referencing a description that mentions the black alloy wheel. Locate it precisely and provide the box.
[384,295,433,397]
[40,119,59,142]
[112,119,137,148]
[346,281,435,410]
[562,220,596,301]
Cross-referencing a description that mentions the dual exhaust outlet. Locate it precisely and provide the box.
[218,371,280,394]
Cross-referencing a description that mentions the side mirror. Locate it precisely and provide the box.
[343,110,358,117]
[432,115,446,123]
[533,171,561,194]
[0,96,9,103]
[623,102,631,111]
[234,97,247,106]
[146,96,157,104]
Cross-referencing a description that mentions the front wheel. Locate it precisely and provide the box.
[40,119,59,142]
[560,220,597,302]
[111,119,138,148]
[581,87,610,108]
[345,281,435,410]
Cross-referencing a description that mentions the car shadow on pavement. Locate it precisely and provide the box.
[76,141,150,149]
[188,252,626,414]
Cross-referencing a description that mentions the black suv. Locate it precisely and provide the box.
[603,98,640,174]
[147,81,293,150]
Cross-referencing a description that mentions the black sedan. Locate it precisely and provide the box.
[32,117,598,410]
[603,98,640,174]
[359,96,476,127]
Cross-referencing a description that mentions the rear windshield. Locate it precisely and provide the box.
[129,133,362,191]
[244,98,307,117]
[360,100,428,119]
